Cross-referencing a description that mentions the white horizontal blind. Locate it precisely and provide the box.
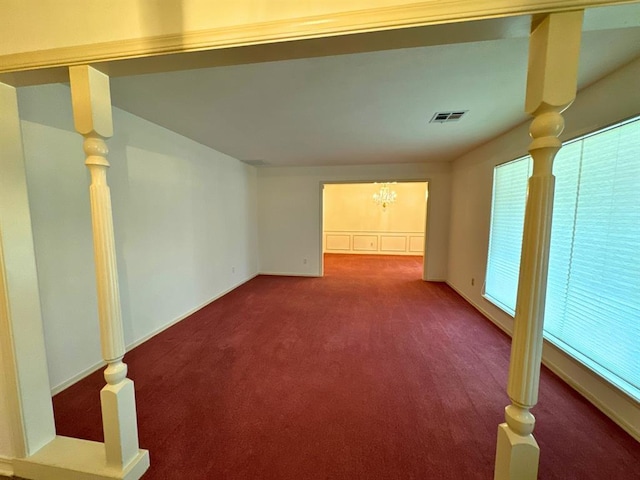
[484,157,531,314]
[544,141,582,339]
[485,117,640,400]
[545,119,640,398]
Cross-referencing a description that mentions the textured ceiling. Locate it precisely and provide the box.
[110,8,640,167]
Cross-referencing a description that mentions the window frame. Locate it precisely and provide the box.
[483,114,640,402]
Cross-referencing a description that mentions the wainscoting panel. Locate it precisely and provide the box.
[380,235,407,252]
[324,231,423,255]
[325,234,351,251]
[353,235,378,251]
[409,236,424,253]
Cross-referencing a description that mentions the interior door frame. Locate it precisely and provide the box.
[319,178,431,280]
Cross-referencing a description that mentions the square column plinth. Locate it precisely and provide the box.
[13,436,149,480]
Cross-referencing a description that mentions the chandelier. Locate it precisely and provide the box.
[373,182,397,210]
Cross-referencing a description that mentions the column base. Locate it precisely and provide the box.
[13,436,149,480]
[101,378,141,468]
[494,422,539,480]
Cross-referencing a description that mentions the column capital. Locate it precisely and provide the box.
[69,66,113,138]
[525,11,584,115]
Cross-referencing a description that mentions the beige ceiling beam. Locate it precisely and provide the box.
[0,0,637,83]
[0,16,531,87]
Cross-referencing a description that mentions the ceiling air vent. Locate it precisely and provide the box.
[243,160,269,166]
[430,111,468,123]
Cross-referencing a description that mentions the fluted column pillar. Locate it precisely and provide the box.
[494,11,583,480]
[69,65,140,469]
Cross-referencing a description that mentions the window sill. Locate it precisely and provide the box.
[483,291,640,405]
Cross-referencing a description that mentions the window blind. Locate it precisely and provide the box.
[485,117,640,400]
[484,157,531,314]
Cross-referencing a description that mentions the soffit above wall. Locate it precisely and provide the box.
[106,23,640,166]
[1,0,637,68]
[9,4,640,168]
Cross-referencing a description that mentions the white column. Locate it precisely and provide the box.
[69,65,140,469]
[0,82,56,461]
[494,11,583,480]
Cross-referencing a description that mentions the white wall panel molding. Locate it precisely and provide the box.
[324,231,423,255]
[353,235,378,251]
[1,0,635,76]
[325,234,351,251]
[380,235,408,252]
[409,236,425,252]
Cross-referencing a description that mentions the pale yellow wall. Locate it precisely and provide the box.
[324,182,427,233]
[322,182,428,256]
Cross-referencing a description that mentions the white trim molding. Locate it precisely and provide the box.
[324,230,425,255]
[0,455,13,477]
[0,0,637,75]
[258,272,321,278]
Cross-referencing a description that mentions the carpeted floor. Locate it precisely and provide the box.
[53,254,640,479]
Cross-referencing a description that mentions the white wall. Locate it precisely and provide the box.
[447,57,640,439]
[18,83,259,392]
[258,163,450,280]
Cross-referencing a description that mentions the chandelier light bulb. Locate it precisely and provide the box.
[373,183,397,210]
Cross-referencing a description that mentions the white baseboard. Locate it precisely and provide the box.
[541,347,640,442]
[51,359,105,396]
[51,273,259,395]
[447,283,513,336]
[124,273,259,353]
[258,271,320,277]
[0,455,13,477]
[446,281,640,442]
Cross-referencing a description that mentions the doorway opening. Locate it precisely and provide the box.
[320,181,429,279]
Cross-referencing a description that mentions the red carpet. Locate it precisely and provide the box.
[53,254,640,479]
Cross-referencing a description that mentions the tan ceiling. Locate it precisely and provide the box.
[109,6,640,167]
